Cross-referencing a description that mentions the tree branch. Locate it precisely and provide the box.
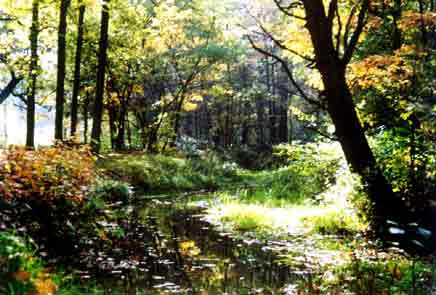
[272,0,306,20]
[254,22,315,63]
[247,35,324,109]
[342,0,369,64]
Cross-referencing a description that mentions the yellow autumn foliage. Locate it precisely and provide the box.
[34,276,57,295]
[348,46,415,91]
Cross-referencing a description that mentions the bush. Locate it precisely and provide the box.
[242,142,343,204]
[91,179,131,203]
[0,144,97,255]
[0,144,95,203]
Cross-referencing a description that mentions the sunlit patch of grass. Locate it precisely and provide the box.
[302,209,368,235]
[219,204,274,232]
[206,193,362,238]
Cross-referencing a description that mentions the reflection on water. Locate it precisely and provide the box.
[76,198,302,294]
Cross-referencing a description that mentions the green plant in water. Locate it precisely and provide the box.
[0,231,44,294]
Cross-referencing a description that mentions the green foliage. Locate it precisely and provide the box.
[311,254,434,294]
[0,232,46,295]
[242,142,342,204]
[370,128,433,194]
[91,179,131,203]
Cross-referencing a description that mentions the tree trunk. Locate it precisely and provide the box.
[0,73,22,105]
[91,0,110,153]
[255,95,265,146]
[70,3,85,137]
[302,0,402,225]
[108,104,116,149]
[126,111,132,148]
[391,0,402,50]
[115,96,127,150]
[55,0,71,141]
[171,97,185,146]
[26,0,39,148]
[83,93,89,143]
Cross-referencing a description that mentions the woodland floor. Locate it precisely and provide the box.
[1,150,436,294]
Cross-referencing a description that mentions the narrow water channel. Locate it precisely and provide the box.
[76,197,302,294]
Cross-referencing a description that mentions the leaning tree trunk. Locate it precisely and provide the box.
[91,0,110,153]
[26,0,39,149]
[0,73,22,105]
[54,0,71,141]
[70,2,86,137]
[301,0,404,226]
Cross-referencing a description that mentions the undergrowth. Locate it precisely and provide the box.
[99,152,241,193]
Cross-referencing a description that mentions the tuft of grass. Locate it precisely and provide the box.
[219,204,274,232]
[302,209,368,235]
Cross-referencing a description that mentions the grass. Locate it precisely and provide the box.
[294,249,436,294]
[98,152,242,194]
[206,196,366,238]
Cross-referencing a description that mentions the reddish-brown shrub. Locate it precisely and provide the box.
[0,144,95,203]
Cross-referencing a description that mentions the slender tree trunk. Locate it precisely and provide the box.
[391,0,402,50]
[55,0,71,141]
[172,97,185,146]
[108,105,116,149]
[70,3,86,137]
[2,102,7,146]
[26,0,39,148]
[418,0,427,45]
[115,96,127,150]
[126,111,132,148]
[83,93,89,143]
[255,95,265,146]
[91,0,110,152]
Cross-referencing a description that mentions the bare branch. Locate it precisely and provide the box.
[343,5,356,49]
[304,125,338,141]
[247,35,324,109]
[254,21,316,63]
[335,3,343,52]
[327,0,338,33]
[272,0,306,20]
[342,1,369,64]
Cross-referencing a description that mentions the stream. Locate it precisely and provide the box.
[74,196,307,294]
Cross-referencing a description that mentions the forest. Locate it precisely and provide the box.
[0,0,436,294]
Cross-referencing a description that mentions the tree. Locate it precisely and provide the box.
[26,0,40,148]
[54,0,71,140]
[90,0,110,152]
[70,1,86,137]
[249,0,408,226]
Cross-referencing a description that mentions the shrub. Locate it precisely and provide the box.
[238,142,344,204]
[0,144,97,255]
[0,144,95,203]
[91,179,131,203]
